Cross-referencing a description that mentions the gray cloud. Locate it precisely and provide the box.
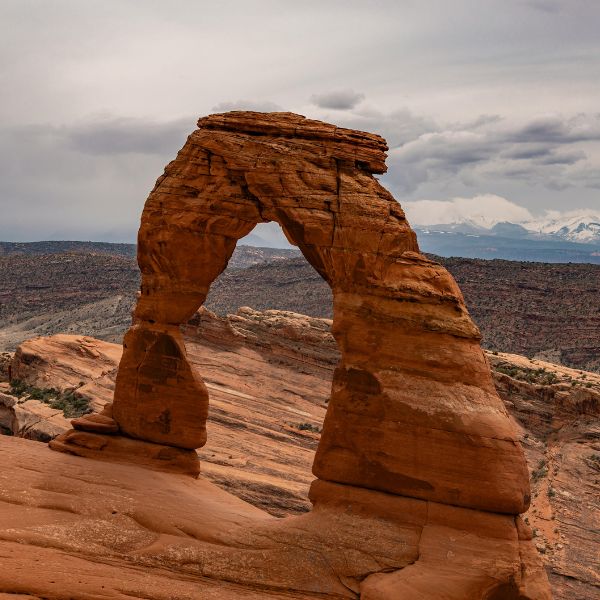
[310,90,365,110]
[511,114,600,144]
[501,144,553,160]
[314,107,438,147]
[377,112,600,197]
[523,0,564,13]
[1,0,599,240]
[0,118,188,241]
[535,149,586,165]
[67,117,194,155]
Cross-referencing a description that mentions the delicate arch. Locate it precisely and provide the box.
[106,111,529,514]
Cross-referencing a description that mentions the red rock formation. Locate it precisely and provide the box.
[47,112,550,598]
[4,316,597,597]
[11,334,121,411]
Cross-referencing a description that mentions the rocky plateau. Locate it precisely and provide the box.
[2,245,598,374]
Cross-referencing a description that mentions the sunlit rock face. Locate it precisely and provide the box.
[48,111,551,599]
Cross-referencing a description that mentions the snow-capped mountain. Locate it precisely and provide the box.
[415,210,600,244]
[523,212,600,244]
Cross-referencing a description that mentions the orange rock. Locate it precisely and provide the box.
[10,334,121,411]
[49,429,200,476]
[108,111,529,514]
[71,412,119,433]
[113,323,208,448]
[0,436,549,599]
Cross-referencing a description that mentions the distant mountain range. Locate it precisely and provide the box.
[3,209,600,265]
[414,210,600,263]
[418,211,600,243]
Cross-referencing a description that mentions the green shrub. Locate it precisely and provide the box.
[532,460,548,481]
[49,391,91,418]
[9,380,90,418]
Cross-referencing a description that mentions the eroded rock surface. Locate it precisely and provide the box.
[3,311,598,597]
[98,111,531,512]
[11,334,121,411]
[0,335,121,441]
[42,112,548,597]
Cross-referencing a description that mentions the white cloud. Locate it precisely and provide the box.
[403,194,534,227]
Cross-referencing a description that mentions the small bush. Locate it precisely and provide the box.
[295,422,321,433]
[494,365,558,385]
[49,391,91,418]
[532,460,548,482]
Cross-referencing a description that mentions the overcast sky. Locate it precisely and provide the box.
[1,0,599,242]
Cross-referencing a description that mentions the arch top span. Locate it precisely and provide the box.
[196,110,389,174]
[134,111,424,326]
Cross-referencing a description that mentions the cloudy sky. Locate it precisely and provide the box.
[1,0,599,242]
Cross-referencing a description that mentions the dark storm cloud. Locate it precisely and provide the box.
[381,112,598,194]
[511,115,600,144]
[501,145,553,160]
[310,90,365,110]
[524,0,564,13]
[535,150,586,165]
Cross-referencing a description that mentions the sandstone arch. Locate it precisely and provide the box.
[50,112,551,598]
[108,111,527,513]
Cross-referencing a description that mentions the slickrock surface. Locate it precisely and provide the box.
[1,435,550,599]
[2,310,598,597]
[17,112,550,597]
[11,334,121,411]
[488,352,600,600]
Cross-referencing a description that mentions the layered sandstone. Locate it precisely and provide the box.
[105,111,530,512]
[43,111,549,598]
[2,314,598,597]
[11,334,121,410]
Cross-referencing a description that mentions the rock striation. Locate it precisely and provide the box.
[46,111,551,598]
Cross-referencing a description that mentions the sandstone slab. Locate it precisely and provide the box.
[0,435,548,599]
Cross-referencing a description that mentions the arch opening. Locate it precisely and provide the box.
[180,222,336,514]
